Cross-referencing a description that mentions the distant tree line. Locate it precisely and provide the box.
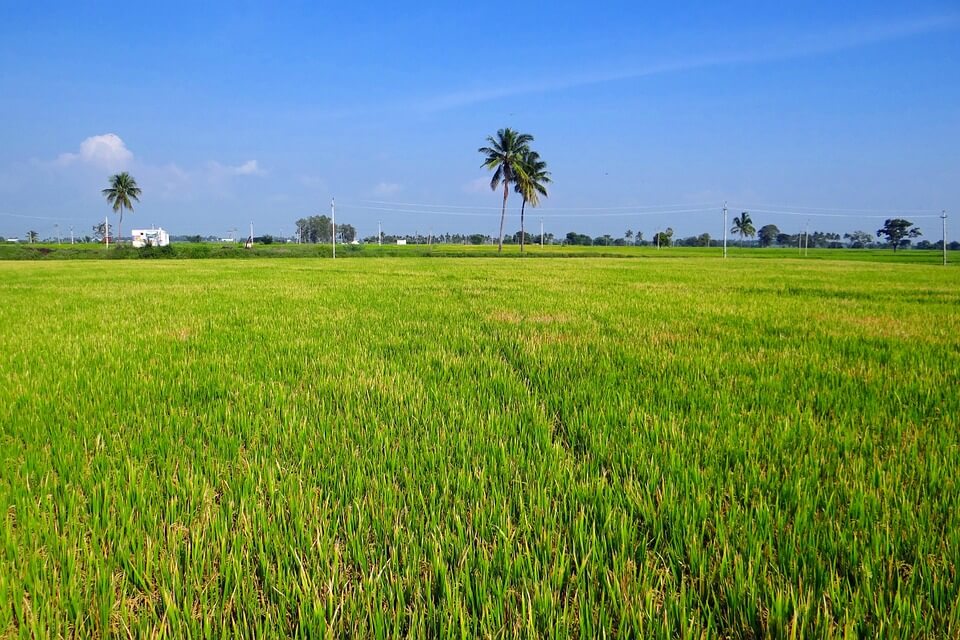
[295,215,357,243]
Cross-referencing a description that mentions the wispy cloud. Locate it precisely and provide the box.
[373,182,402,196]
[462,177,490,194]
[207,159,264,177]
[420,13,960,111]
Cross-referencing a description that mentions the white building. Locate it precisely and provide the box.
[131,228,170,248]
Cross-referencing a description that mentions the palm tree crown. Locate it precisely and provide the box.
[102,172,141,245]
[479,128,533,253]
[731,211,756,247]
[514,150,551,252]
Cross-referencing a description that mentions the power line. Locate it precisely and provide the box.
[351,199,716,211]
[729,207,945,220]
[341,204,716,218]
[0,212,89,222]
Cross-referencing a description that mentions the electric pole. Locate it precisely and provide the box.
[55,223,60,244]
[722,202,727,258]
[805,220,810,257]
[70,226,74,245]
[943,210,948,266]
[331,198,336,259]
[378,220,382,246]
[540,218,544,247]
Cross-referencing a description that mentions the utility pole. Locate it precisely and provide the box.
[105,216,109,249]
[331,198,336,259]
[540,218,544,247]
[55,223,60,244]
[70,226,74,245]
[378,220,382,246]
[722,202,728,258]
[805,220,810,257]
[943,210,948,266]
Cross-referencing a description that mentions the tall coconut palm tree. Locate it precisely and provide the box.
[479,128,533,253]
[102,172,141,245]
[514,150,551,253]
[731,211,755,247]
[26,230,39,244]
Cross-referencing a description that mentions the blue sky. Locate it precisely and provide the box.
[1,1,957,240]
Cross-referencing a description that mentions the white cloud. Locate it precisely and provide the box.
[373,182,402,196]
[233,160,262,176]
[299,175,326,189]
[463,177,491,194]
[56,133,133,170]
[206,159,265,178]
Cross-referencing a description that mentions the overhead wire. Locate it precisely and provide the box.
[353,199,716,211]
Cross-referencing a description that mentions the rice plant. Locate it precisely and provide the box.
[0,257,957,637]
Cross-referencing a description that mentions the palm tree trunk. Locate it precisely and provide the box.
[497,181,508,253]
[520,198,526,253]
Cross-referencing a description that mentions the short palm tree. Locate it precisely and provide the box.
[731,211,755,247]
[479,128,533,253]
[514,150,551,253]
[102,172,141,245]
[27,230,39,243]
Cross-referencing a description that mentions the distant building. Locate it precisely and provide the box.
[131,228,170,248]
[396,239,407,245]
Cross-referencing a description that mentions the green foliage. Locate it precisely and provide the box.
[731,212,756,245]
[101,172,142,242]
[877,218,922,251]
[137,244,176,259]
[844,230,874,249]
[758,224,780,247]
[513,150,551,252]
[653,228,674,247]
[479,128,535,252]
[565,231,593,246]
[1,257,958,637]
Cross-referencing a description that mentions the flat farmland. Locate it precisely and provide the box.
[1,257,958,638]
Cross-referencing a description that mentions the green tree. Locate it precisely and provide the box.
[757,224,779,247]
[101,172,141,245]
[653,228,674,247]
[27,230,39,243]
[876,219,920,252]
[92,221,113,243]
[296,215,334,243]
[514,150,551,253]
[625,229,633,243]
[844,230,873,249]
[731,211,755,247]
[336,223,357,243]
[479,128,533,253]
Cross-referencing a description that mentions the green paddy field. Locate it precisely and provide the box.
[1,255,958,637]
